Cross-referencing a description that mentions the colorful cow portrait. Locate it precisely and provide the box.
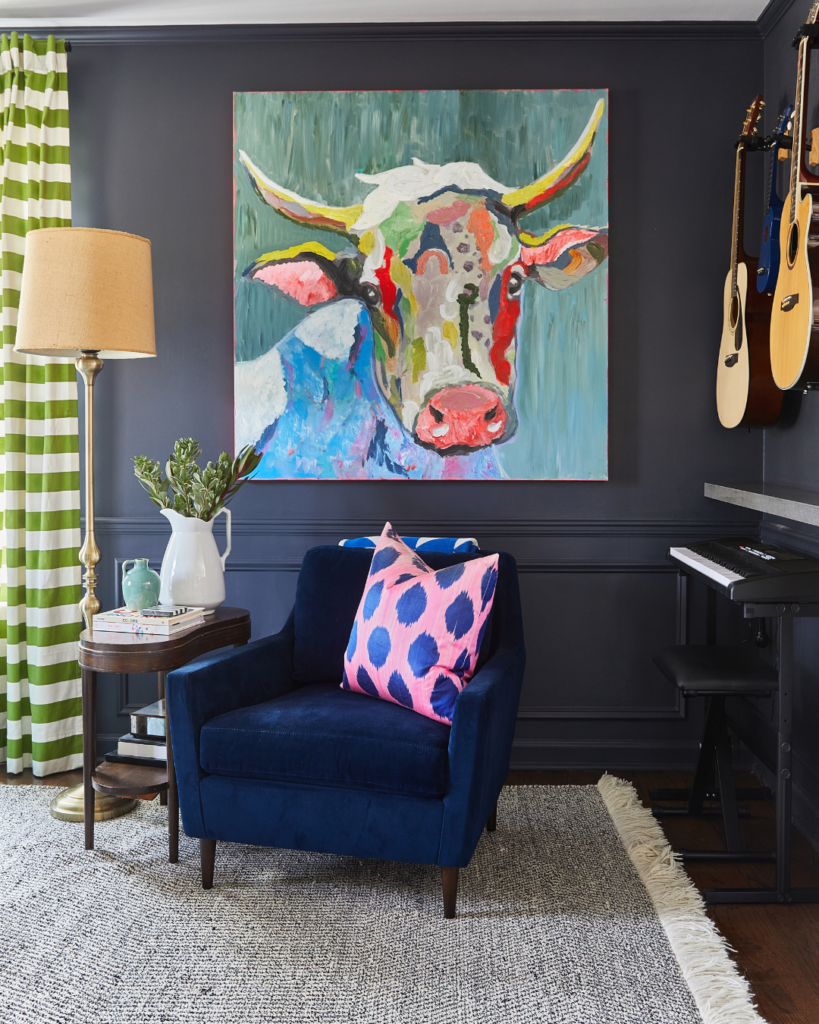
[234,90,608,480]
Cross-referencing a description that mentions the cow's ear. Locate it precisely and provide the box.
[244,242,340,306]
[521,227,608,291]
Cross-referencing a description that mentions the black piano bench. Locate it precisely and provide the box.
[650,645,777,863]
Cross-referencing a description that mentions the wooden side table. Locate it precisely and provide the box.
[78,606,251,861]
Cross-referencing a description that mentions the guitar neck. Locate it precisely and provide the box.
[790,38,808,222]
[790,7,819,206]
[731,143,747,294]
[766,134,781,215]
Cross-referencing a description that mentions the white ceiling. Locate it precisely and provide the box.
[0,0,772,27]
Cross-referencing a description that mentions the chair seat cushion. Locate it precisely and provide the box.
[653,645,777,696]
[199,682,451,797]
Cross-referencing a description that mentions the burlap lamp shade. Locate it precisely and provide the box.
[15,227,156,358]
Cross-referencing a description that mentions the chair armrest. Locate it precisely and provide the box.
[438,643,526,866]
[167,616,295,837]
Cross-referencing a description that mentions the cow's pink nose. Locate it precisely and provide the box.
[415,384,508,451]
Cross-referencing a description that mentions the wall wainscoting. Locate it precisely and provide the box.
[95,515,757,772]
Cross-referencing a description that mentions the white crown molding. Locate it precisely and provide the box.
[0,0,769,28]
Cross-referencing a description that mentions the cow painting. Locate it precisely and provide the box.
[234,91,608,480]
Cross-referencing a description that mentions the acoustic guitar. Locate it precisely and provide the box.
[757,104,794,295]
[716,96,782,429]
[770,1,819,391]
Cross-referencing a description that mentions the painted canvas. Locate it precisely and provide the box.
[234,90,608,480]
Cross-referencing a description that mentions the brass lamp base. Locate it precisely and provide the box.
[49,783,138,822]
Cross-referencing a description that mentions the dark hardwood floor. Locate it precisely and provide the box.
[4,766,818,1022]
[507,769,819,1024]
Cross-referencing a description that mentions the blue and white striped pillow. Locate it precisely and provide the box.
[339,535,479,554]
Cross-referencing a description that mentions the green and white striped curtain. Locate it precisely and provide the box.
[0,33,82,776]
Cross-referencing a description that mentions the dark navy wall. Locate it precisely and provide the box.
[760,0,819,848]
[57,24,765,770]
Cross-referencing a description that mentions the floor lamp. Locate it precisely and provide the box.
[15,227,156,822]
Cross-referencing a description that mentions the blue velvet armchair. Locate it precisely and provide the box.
[167,545,526,917]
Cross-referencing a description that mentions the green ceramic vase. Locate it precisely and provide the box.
[122,558,161,611]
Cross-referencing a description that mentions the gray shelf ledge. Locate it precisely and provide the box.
[705,482,819,528]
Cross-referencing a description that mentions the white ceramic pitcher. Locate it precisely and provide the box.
[158,507,232,612]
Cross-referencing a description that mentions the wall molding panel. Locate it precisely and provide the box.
[96,515,742,769]
[95,516,759,539]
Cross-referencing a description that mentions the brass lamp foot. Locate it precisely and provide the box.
[49,783,137,822]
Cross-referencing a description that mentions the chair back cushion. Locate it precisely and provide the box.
[339,535,478,553]
[292,543,494,686]
[342,524,498,723]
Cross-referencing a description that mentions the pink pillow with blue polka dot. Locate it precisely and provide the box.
[342,523,499,725]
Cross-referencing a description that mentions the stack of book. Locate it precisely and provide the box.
[93,605,205,636]
[106,700,168,767]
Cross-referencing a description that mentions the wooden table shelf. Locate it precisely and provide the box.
[92,760,169,798]
[79,606,251,860]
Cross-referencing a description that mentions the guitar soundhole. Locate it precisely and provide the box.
[788,221,800,267]
[729,294,740,331]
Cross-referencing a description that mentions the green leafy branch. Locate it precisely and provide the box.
[133,438,262,521]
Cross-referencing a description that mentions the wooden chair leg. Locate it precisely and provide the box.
[487,803,497,832]
[200,838,216,890]
[441,866,459,919]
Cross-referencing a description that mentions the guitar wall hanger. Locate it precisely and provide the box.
[735,133,765,150]
[735,132,792,152]
[793,22,819,46]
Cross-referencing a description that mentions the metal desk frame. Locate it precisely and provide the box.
[677,571,819,904]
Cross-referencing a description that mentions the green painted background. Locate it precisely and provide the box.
[234,89,608,480]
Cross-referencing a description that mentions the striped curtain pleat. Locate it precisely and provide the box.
[0,33,82,776]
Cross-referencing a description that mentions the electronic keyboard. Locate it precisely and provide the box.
[669,538,819,602]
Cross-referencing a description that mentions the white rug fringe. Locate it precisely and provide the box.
[597,774,766,1024]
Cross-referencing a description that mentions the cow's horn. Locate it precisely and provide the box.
[502,99,605,217]
[239,151,364,236]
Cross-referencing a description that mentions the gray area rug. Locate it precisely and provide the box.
[0,781,762,1024]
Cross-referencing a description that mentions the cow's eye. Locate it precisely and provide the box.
[360,284,380,305]
[507,271,525,300]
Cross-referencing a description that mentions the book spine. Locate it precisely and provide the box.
[94,608,206,629]
[118,745,166,760]
[130,715,166,738]
[118,731,167,746]
[105,752,167,768]
[118,734,166,754]
[93,619,203,636]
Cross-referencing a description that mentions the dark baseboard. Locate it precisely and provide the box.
[509,738,706,770]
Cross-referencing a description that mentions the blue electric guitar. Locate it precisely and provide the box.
[757,104,794,295]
